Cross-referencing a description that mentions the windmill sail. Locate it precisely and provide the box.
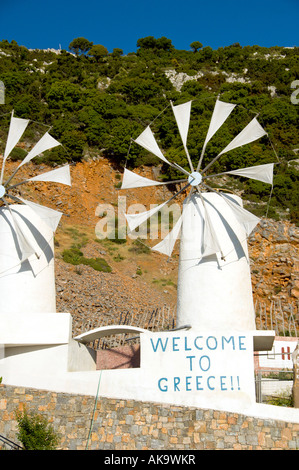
[125,201,168,232]
[171,100,194,171]
[134,126,170,164]
[224,163,274,185]
[121,168,186,189]
[197,99,236,170]
[121,168,166,189]
[220,193,260,236]
[0,114,29,184]
[152,214,183,257]
[18,198,63,232]
[17,132,61,169]
[200,195,225,258]
[171,101,191,148]
[28,165,71,186]
[203,117,267,173]
[5,203,39,262]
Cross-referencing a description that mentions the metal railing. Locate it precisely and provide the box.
[255,369,294,404]
[0,434,23,450]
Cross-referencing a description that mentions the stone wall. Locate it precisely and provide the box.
[0,384,298,450]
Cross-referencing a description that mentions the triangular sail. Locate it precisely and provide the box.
[121,168,165,189]
[4,202,39,262]
[151,214,183,257]
[220,193,260,236]
[203,117,267,173]
[125,200,168,232]
[0,113,29,184]
[197,100,236,170]
[17,132,61,169]
[171,100,194,172]
[218,117,267,157]
[121,168,186,189]
[200,195,225,258]
[134,126,170,165]
[18,197,63,232]
[224,163,274,185]
[28,165,71,186]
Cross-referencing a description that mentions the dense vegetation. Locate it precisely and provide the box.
[0,37,298,222]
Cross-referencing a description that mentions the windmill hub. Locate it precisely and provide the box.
[0,185,5,198]
[188,171,202,186]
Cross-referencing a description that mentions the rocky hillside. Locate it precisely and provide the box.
[2,158,298,336]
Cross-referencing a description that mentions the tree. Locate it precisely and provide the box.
[88,44,108,62]
[112,48,123,57]
[15,406,60,450]
[69,37,93,55]
[190,41,203,52]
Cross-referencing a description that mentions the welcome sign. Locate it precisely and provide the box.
[140,330,256,409]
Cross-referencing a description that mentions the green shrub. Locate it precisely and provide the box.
[128,238,150,254]
[62,248,112,272]
[15,406,60,450]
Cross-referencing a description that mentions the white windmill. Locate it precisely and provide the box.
[121,98,274,332]
[0,112,71,315]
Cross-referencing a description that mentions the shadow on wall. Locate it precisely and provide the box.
[96,344,140,370]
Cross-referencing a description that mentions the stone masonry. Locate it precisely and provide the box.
[0,384,298,450]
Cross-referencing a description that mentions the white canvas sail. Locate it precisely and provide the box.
[198,100,236,169]
[121,168,186,189]
[200,197,225,258]
[134,126,170,164]
[17,132,61,169]
[203,117,267,173]
[28,165,71,186]
[218,117,267,157]
[171,100,194,171]
[125,200,168,232]
[0,114,29,183]
[225,163,274,185]
[6,205,39,261]
[18,197,63,232]
[171,101,192,148]
[121,168,165,189]
[152,214,183,257]
[221,193,260,236]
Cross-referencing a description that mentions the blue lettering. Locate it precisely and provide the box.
[184,336,191,351]
[222,336,235,350]
[194,336,203,350]
[196,376,203,390]
[220,376,227,390]
[207,376,215,390]
[186,376,192,391]
[150,337,168,352]
[158,377,168,392]
[239,336,246,350]
[174,377,180,391]
[207,336,217,350]
[186,355,195,371]
[199,355,211,372]
[172,337,180,351]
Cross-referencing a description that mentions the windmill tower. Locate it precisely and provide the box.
[121,98,274,332]
[0,112,71,314]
